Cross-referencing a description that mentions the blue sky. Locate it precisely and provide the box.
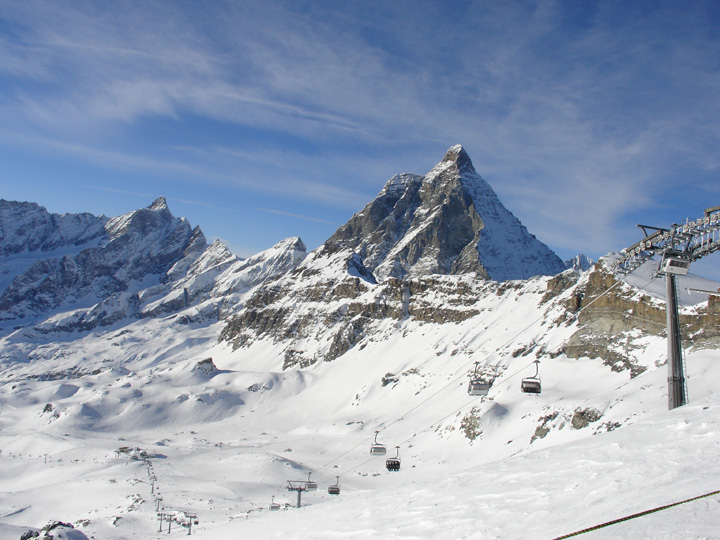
[1,0,719,277]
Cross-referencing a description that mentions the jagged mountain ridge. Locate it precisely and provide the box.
[0,199,107,257]
[0,198,307,334]
[0,197,205,324]
[564,254,594,273]
[220,146,568,368]
[329,145,566,282]
[0,200,108,295]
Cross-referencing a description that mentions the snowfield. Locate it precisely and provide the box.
[1,262,720,539]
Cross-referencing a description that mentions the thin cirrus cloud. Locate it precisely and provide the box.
[0,1,719,266]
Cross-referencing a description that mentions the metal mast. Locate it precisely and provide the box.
[664,261,686,409]
[614,206,720,410]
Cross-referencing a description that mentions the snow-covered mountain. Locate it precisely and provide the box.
[2,254,719,539]
[1,152,720,539]
[329,145,566,282]
[220,146,568,367]
[0,197,306,334]
[565,253,594,272]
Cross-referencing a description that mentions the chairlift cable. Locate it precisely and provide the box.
[317,365,484,473]
[312,273,644,485]
[412,270,643,433]
[394,358,540,449]
[321,359,539,483]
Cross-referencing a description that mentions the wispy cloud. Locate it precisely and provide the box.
[80,184,154,200]
[1,0,719,260]
[255,207,336,225]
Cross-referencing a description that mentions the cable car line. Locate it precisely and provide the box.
[313,272,631,485]
[324,358,538,483]
[297,273,639,492]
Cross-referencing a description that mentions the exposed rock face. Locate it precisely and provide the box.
[219,268,501,369]
[194,358,218,375]
[571,407,603,429]
[329,145,565,282]
[558,262,720,376]
[0,199,107,256]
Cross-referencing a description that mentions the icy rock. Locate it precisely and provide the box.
[25,521,90,540]
[571,408,603,430]
[194,358,218,375]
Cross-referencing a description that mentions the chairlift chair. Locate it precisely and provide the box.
[386,446,401,472]
[269,496,281,511]
[520,360,542,394]
[328,476,341,495]
[305,472,318,492]
[467,361,491,396]
[370,430,387,456]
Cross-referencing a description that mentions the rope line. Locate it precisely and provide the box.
[312,270,643,486]
[323,359,538,482]
[552,489,720,539]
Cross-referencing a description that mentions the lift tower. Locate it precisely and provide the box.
[614,206,720,410]
[659,251,690,409]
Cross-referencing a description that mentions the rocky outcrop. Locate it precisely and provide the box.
[556,262,720,376]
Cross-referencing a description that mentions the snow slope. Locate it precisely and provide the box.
[1,259,719,539]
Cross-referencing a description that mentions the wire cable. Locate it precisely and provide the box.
[310,269,650,486]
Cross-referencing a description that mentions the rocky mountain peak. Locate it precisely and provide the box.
[439,144,475,175]
[564,254,595,273]
[105,197,177,240]
[149,196,170,213]
[328,145,564,282]
[275,236,307,253]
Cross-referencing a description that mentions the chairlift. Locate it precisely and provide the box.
[467,361,491,396]
[521,360,542,394]
[386,446,401,472]
[269,496,281,511]
[305,472,318,492]
[661,255,690,276]
[370,431,387,456]
[328,476,341,495]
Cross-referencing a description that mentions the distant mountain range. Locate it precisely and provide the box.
[0,196,305,333]
[0,146,589,338]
